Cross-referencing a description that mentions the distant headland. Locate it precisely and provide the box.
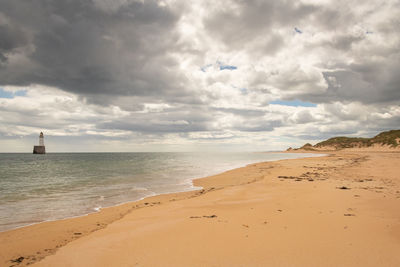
[287,129,400,151]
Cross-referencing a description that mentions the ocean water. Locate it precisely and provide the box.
[0,152,321,232]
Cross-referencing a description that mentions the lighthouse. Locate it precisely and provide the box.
[33,132,46,154]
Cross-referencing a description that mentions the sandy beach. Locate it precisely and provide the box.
[1,151,400,267]
[1,0,399,266]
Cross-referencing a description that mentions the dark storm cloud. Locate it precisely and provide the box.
[325,34,365,51]
[297,57,400,105]
[97,105,213,133]
[0,23,28,62]
[212,107,265,117]
[99,120,208,133]
[204,0,317,51]
[0,0,186,100]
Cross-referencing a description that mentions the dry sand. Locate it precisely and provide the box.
[1,151,400,266]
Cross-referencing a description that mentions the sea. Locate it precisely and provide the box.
[0,152,322,232]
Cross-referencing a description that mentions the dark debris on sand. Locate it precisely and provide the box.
[189,215,218,219]
[338,186,351,190]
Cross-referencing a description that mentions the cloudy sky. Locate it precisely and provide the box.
[0,0,399,152]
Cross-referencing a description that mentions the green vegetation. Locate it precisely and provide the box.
[302,143,312,147]
[314,130,400,149]
[315,137,371,148]
[300,143,315,150]
[371,130,400,147]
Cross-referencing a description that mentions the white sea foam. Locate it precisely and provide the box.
[131,186,149,192]
[94,206,101,212]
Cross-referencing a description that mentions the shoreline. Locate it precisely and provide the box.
[0,152,322,234]
[0,152,325,265]
[1,150,400,266]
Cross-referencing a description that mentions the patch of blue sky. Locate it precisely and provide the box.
[14,90,27,96]
[200,61,238,72]
[0,88,27,98]
[219,65,237,70]
[294,27,302,34]
[269,100,317,107]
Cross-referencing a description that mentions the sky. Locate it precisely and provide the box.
[0,0,399,152]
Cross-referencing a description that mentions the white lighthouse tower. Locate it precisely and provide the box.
[39,132,44,146]
[33,132,46,154]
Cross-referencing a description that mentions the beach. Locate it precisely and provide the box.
[1,1,399,266]
[1,151,400,266]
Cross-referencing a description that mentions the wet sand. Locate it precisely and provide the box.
[1,151,400,266]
